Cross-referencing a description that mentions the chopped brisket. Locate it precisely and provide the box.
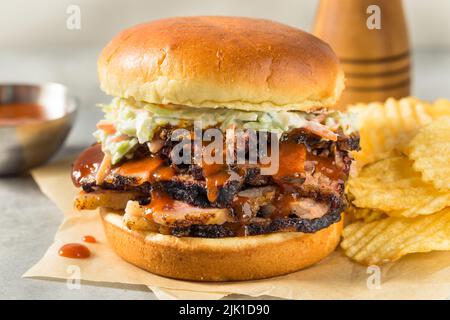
[75,125,358,238]
[157,178,242,208]
[243,166,273,186]
[337,133,360,152]
[79,149,352,209]
[232,186,278,220]
[157,180,210,207]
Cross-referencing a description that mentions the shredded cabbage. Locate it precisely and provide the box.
[93,129,138,165]
[94,98,357,164]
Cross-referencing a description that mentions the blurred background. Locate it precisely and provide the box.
[0,0,449,148]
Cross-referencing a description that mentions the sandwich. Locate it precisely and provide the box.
[71,16,359,281]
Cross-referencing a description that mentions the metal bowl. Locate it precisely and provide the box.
[0,83,77,175]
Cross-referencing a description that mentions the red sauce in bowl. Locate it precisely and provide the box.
[0,103,47,125]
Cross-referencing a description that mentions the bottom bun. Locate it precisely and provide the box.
[100,208,343,281]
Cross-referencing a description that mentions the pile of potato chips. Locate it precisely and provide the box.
[341,97,450,265]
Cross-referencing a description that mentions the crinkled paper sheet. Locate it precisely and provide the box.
[24,158,450,300]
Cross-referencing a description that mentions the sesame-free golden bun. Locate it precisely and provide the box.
[100,209,343,281]
[98,16,345,112]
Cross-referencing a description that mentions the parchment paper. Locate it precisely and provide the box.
[24,158,450,299]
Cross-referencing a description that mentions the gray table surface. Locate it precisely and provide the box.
[0,48,449,300]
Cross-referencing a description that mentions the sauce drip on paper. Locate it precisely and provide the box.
[58,243,91,259]
[82,235,96,243]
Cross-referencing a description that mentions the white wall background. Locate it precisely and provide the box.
[0,0,450,51]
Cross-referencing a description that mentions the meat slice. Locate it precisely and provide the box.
[157,179,209,207]
[288,198,330,219]
[300,171,345,198]
[74,190,142,210]
[82,166,245,208]
[123,199,233,228]
[171,206,344,238]
[233,186,278,220]
[243,166,273,186]
[152,202,232,227]
[244,208,342,236]
[157,174,243,208]
[123,200,158,231]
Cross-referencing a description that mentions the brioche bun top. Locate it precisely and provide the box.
[98,16,344,112]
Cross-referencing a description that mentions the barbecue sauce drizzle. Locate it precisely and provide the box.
[72,146,176,187]
[71,144,104,187]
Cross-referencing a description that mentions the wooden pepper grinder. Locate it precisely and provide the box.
[313,0,411,110]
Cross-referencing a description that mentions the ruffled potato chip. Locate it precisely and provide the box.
[428,99,450,118]
[345,205,386,223]
[406,117,450,190]
[348,156,450,217]
[341,208,450,265]
[348,97,450,168]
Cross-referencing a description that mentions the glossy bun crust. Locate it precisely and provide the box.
[98,16,344,112]
[100,209,343,281]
